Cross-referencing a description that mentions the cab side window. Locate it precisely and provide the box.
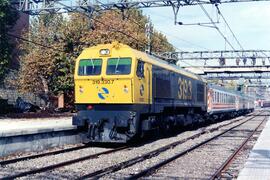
[136,60,145,78]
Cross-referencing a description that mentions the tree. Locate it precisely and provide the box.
[0,0,19,82]
[19,10,175,107]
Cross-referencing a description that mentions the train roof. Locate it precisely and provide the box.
[208,84,255,99]
[144,53,206,82]
[130,47,205,81]
[80,42,205,82]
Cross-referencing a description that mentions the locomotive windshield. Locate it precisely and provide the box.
[78,59,102,75]
[106,57,131,75]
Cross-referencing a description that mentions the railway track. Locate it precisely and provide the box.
[0,144,90,166]
[210,115,268,179]
[0,146,129,180]
[128,113,268,179]
[0,112,262,179]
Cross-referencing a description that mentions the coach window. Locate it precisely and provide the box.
[222,94,224,103]
[136,60,145,78]
[107,57,132,75]
[78,59,102,75]
[221,94,223,103]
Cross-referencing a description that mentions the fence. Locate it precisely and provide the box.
[0,89,46,107]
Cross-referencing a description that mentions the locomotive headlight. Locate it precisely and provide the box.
[123,85,129,93]
[79,86,84,93]
[99,49,110,56]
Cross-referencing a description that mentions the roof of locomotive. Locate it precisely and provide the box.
[79,42,205,82]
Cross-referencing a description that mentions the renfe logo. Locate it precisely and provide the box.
[98,87,109,100]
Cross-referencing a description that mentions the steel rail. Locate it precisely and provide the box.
[210,115,268,179]
[1,146,128,180]
[77,113,258,179]
[127,113,263,179]
[0,145,89,166]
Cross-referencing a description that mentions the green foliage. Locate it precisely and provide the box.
[49,54,75,93]
[0,0,19,81]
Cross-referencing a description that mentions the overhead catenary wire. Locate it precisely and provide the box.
[86,10,208,70]
[107,9,211,69]
[100,7,210,52]
[6,33,66,53]
[199,4,242,58]
[211,5,270,63]
[215,5,244,51]
[133,9,211,51]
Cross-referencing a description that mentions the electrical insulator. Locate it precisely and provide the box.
[219,57,225,66]
[236,58,240,66]
[262,59,265,66]
[243,57,247,65]
[251,55,256,66]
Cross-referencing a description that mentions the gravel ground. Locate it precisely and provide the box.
[0,113,261,179]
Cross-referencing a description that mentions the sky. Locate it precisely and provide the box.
[142,2,270,52]
[53,0,270,52]
[142,2,270,87]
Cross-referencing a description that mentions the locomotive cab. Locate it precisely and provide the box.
[74,42,151,105]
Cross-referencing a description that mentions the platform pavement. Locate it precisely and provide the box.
[0,117,76,137]
[237,116,270,180]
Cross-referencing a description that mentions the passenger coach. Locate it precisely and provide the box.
[207,85,254,119]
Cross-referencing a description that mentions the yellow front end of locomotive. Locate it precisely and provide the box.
[74,42,152,105]
[75,78,133,104]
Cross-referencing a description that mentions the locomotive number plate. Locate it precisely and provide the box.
[178,77,192,100]
[92,80,114,84]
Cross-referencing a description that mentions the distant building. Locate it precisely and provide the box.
[10,12,29,69]
[2,12,29,89]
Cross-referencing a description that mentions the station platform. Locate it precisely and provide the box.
[0,116,80,157]
[237,117,270,180]
[0,116,76,137]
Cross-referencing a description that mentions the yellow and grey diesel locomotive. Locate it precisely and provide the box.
[72,42,207,143]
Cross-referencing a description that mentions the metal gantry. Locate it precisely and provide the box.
[159,50,270,61]
[11,0,270,22]
[202,72,270,80]
[10,0,97,15]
